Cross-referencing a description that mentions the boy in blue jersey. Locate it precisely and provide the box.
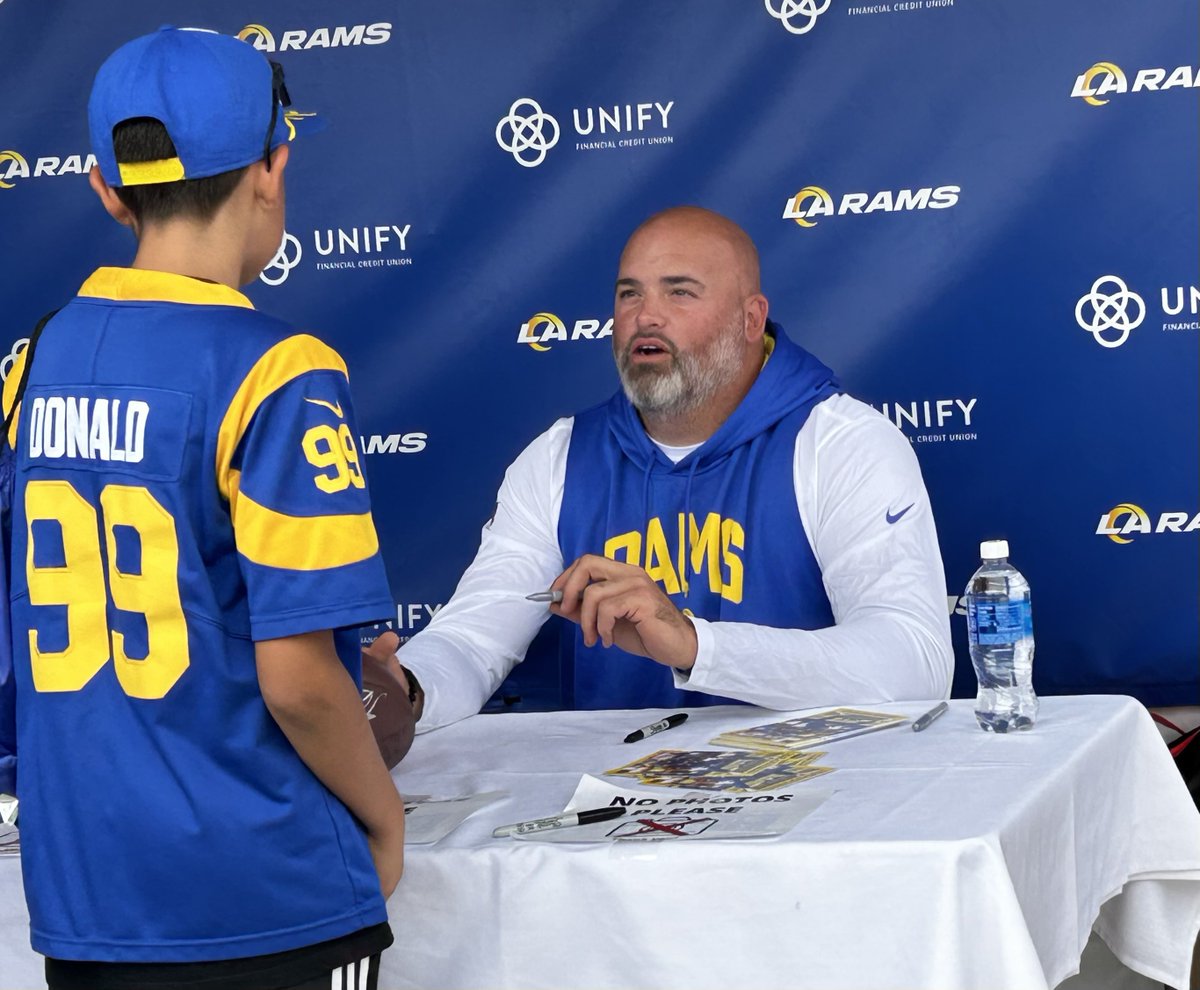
[3,28,404,990]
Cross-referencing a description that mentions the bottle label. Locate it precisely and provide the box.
[967,600,1032,645]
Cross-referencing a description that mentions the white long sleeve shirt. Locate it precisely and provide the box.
[401,393,953,732]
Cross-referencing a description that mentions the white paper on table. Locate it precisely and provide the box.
[402,790,506,844]
[0,824,18,857]
[511,774,831,842]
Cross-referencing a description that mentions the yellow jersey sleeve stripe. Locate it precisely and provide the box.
[216,334,349,501]
[79,268,254,309]
[117,157,186,186]
[228,471,380,570]
[3,346,28,448]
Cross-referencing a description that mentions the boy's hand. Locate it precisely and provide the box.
[256,630,409,899]
[368,819,406,899]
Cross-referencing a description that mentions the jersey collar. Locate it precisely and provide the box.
[79,267,255,309]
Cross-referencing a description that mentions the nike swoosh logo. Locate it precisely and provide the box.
[304,397,344,418]
[886,503,915,525]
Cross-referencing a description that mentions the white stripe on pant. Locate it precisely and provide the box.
[331,957,371,990]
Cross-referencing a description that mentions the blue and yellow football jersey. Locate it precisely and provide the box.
[3,268,394,962]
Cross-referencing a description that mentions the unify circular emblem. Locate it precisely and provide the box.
[764,0,832,35]
[1074,275,1145,348]
[495,98,560,168]
[260,232,303,286]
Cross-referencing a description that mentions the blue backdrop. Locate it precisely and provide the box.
[1,0,1196,709]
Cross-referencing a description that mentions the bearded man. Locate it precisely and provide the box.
[374,206,953,730]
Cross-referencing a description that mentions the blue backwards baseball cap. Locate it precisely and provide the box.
[89,26,317,187]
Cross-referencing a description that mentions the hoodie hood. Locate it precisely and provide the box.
[606,320,841,473]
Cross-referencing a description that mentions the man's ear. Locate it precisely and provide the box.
[88,166,137,230]
[744,293,769,341]
[254,143,289,207]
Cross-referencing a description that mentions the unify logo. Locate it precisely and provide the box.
[363,605,445,647]
[1096,503,1200,544]
[517,312,613,351]
[0,150,97,190]
[1075,275,1200,347]
[764,0,831,35]
[768,1,956,35]
[496,97,675,168]
[260,225,413,284]
[1071,61,1200,107]
[875,398,979,443]
[260,232,303,286]
[1075,276,1143,347]
[313,224,412,273]
[394,603,443,632]
[496,99,559,167]
[782,184,959,226]
[236,22,391,51]
[846,1,956,16]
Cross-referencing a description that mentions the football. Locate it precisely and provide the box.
[360,650,416,770]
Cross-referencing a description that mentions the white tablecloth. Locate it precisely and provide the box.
[0,696,1198,989]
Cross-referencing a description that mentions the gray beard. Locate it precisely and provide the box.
[616,319,745,417]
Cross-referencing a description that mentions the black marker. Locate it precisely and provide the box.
[624,712,688,743]
[492,806,626,838]
[912,702,949,732]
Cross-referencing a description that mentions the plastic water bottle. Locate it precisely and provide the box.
[964,539,1037,732]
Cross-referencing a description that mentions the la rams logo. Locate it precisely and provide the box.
[237,23,276,51]
[0,150,30,190]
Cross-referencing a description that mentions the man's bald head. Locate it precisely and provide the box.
[622,206,762,296]
[611,206,770,442]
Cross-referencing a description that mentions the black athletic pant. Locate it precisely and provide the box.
[46,923,391,990]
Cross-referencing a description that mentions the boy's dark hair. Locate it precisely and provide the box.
[112,118,249,224]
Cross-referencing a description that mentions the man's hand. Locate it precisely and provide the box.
[549,554,697,670]
[364,631,425,721]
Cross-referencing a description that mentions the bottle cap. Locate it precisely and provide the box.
[980,539,1009,560]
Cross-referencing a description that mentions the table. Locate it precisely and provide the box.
[1,696,1198,989]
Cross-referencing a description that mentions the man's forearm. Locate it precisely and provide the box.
[399,417,572,730]
[678,613,952,710]
[400,622,531,732]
